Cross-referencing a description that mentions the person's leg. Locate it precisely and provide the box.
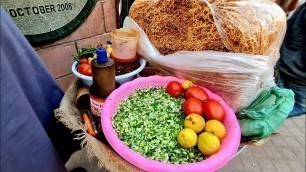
[287,81,306,117]
[277,74,306,117]
[1,7,81,167]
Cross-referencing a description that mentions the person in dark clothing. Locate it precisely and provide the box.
[120,0,135,27]
[277,3,306,117]
[1,7,81,171]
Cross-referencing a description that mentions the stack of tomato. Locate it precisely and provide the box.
[74,44,112,76]
[166,80,227,156]
[166,81,225,121]
[77,58,94,76]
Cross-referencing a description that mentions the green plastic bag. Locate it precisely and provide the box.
[238,86,294,139]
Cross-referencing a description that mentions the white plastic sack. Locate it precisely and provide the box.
[123,0,286,112]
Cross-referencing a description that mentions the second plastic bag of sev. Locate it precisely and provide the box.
[124,0,287,113]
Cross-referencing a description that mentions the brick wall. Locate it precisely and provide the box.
[34,0,117,92]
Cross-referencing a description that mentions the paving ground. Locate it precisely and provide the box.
[219,115,305,172]
[66,115,305,172]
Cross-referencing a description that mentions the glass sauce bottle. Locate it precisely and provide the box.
[89,46,115,118]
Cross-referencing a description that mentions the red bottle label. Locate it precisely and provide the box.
[89,94,105,117]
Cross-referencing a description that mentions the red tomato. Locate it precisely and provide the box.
[183,98,204,116]
[78,64,92,76]
[166,81,184,98]
[203,100,225,122]
[79,59,89,64]
[184,86,209,102]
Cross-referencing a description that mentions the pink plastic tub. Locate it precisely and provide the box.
[102,76,241,172]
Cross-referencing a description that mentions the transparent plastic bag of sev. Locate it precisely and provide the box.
[124,0,286,112]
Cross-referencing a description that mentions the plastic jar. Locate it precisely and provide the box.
[110,29,138,62]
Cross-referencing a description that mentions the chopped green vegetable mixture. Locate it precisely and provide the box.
[113,88,204,164]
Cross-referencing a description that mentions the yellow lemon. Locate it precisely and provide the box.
[88,57,95,64]
[197,132,220,156]
[204,120,227,141]
[177,128,197,149]
[182,80,193,90]
[107,46,113,54]
[184,113,205,133]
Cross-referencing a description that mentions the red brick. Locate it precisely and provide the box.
[102,0,117,32]
[76,33,111,49]
[36,42,77,78]
[56,74,77,92]
[42,2,105,48]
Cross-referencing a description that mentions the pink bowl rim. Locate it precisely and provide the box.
[102,76,241,172]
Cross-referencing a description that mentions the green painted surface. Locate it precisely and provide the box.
[1,0,97,46]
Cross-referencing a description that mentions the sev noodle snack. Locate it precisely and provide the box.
[124,0,286,112]
[129,0,286,56]
[211,0,286,55]
[130,0,227,55]
[124,16,277,112]
[129,0,154,23]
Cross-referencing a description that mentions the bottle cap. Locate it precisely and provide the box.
[96,46,108,63]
